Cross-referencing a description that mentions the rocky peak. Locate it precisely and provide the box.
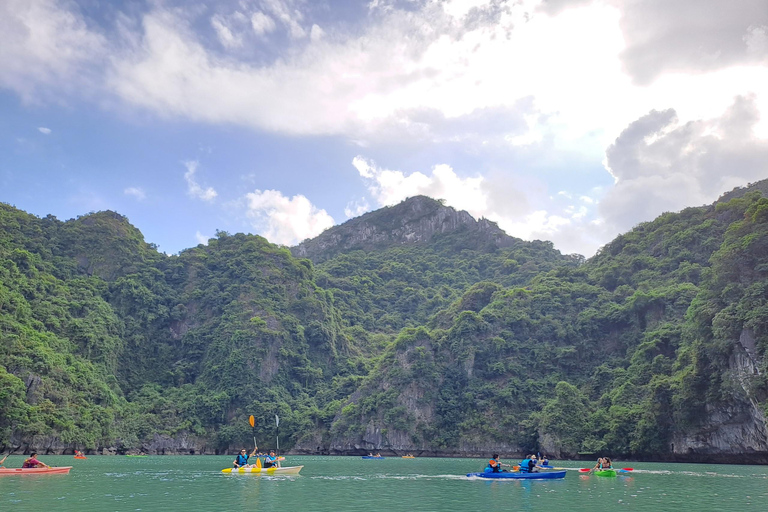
[291,195,519,262]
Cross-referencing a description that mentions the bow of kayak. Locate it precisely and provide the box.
[0,467,72,475]
[222,465,303,475]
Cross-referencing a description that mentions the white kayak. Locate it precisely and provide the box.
[221,465,303,475]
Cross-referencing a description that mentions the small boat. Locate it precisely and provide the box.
[594,469,617,477]
[362,456,384,459]
[467,470,566,480]
[0,466,72,476]
[221,465,303,475]
[74,456,87,460]
[401,455,415,459]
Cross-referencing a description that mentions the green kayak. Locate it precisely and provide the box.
[594,469,617,477]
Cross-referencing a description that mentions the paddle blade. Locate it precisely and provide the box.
[249,415,255,428]
[256,457,262,469]
[621,467,634,471]
[579,468,591,472]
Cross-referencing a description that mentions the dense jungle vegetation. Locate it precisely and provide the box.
[1,186,767,460]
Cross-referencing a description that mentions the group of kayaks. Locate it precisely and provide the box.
[467,464,634,480]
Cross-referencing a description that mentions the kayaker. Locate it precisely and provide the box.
[263,450,280,468]
[593,457,612,471]
[519,454,538,473]
[0,454,7,467]
[487,454,510,473]
[233,446,258,468]
[22,452,49,468]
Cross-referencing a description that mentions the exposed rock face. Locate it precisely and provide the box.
[291,196,519,263]
[670,328,768,464]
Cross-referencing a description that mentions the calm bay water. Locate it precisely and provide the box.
[2,455,767,511]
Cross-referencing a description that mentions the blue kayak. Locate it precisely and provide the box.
[467,470,566,480]
[362,456,384,459]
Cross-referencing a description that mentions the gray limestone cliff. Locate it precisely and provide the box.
[291,196,520,263]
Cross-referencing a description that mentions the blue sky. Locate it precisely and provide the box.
[1,0,767,256]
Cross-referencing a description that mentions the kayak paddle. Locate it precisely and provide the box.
[249,415,257,451]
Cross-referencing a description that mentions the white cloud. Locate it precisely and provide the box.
[744,25,768,57]
[309,24,324,42]
[183,160,218,201]
[211,14,242,49]
[124,186,146,200]
[38,127,51,134]
[600,95,768,234]
[251,11,276,36]
[262,0,306,39]
[0,0,105,102]
[244,189,334,245]
[344,198,370,218]
[352,156,488,218]
[195,231,210,245]
[89,0,763,153]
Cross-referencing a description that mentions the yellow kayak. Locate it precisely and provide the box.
[222,465,303,475]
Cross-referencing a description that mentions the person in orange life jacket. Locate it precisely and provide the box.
[22,452,49,468]
[233,446,258,468]
[487,454,510,473]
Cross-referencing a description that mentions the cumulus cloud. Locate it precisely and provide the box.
[124,186,146,200]
[352,156,488,218]
[183,161,217,201]
[251,11,276,36]
[38,127,51,134]
[615,0,768,85]
[600,94,768,234]
[245,190,334,245]
[0,0,105,101]
[351,155,595,253]
[211,14,242,49]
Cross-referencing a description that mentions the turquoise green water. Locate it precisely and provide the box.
[2,455,767,511]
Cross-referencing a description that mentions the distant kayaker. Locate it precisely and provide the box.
[0,454,7,467]
[488,454,510,473]
[22,452,49,468]
[233,447,258,468]
[593,457,612,471]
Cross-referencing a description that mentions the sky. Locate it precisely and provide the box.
[1,0,767,257]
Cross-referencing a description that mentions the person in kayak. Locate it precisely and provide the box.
[593,457,612,471]
[263,450,280,468]
[0,454,7,467]
[22,452,49,468]
[233,447,258,468]
[519,454,539,473]
[487,454,510,473]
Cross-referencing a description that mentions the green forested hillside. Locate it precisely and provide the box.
[1,187,767,461]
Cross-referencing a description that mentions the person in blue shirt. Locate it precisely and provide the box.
[233,446,258,468]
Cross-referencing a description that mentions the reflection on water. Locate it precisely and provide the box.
[1,456,768,511]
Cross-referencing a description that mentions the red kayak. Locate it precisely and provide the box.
[0,466,72,475]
